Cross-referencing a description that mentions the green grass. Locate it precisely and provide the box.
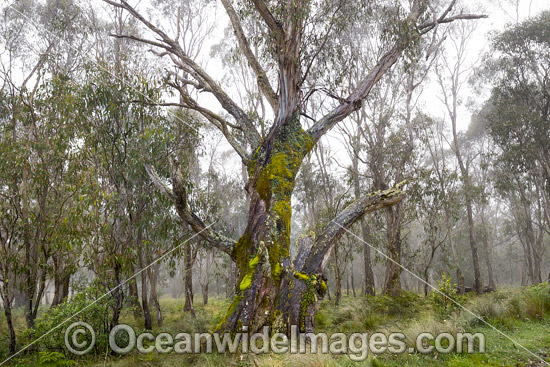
[1,287,549,367]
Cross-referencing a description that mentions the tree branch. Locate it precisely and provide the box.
[249,0,284,39]
[103,0,261,150]
[418,14,488,35]
[301,181,409,274]
[144,164,236,258]
[307,44,402,142]
[165,81,250,161]
[221,0,278,110]
[307,2,487,143]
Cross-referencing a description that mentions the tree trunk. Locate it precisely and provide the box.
[350,265,356,298]
[423,268,430,297]
[137,248,152,330]
[202,283,209,305]
[225,263,234,299]
[361,222,376,296]
[148,264,163,327]
[465,198,482,293]
[109,262,124,330]
[483,243,496,291]
[480,208,496,291]
[1,287,16,355]
[215,122,407,333]
[332,247,342,305]
[51,268,71,308]
[383,205,403,296]
[128,278,143,319]
[183,241,195,316]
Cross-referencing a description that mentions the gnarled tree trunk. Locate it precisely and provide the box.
[122,0,484,335]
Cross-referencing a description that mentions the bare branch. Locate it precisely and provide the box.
[221,0,278,110]
[419,14,488,34]
[110,33,170,51]
[307,44,402,142]
[144,164,236,258]
[165,81,250,161]
[103,0,262,150]
[301,181,409,274]
[307,3,487,143]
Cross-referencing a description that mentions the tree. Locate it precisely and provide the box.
[481,10,550,233]
[436,18,485,293]
[106,0,485,332]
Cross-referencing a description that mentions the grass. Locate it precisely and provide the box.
[1,286,549,367]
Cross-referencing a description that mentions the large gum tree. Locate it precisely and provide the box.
[103,0,484,333]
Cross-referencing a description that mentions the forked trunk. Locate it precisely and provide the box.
[216,113,406,332]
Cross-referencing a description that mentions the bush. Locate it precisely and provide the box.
[24,280,114,356]
[430,274,464,317]
[467,296,514,329]
[363,291,421,317]
[38,351,76,367]
[524,282,550,319]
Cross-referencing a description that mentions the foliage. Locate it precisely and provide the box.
[24,281,112,355]
[430,274,464,316]
[38,351,75,367]
[524,282,550,320]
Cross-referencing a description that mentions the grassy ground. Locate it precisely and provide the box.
[1,286,549,367]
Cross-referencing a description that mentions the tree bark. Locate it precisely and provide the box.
[128,278,143,319]
[148,264,163,327]
[51,261,71,308]
[383,205,403,296]
[183,241,195,316]
[137,248,152,330]
[1,285,16,355]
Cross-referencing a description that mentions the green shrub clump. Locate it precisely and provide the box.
[430,274,464,316]
[25,281,113,356]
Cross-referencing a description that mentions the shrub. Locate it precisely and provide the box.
[467,296,514,328]
[38,351,76,367]
[363,291,421,317]
[430,274,464,317]
[524,282,550,319]
[24,280,113,356]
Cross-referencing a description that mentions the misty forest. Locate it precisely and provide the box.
[0,0,549,366]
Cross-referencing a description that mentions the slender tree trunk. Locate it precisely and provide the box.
[332,247,342,305]
[183,241,195,316]
[350,269,356,298]
[384,205,402,296]
[110,262,124,330]
[148,265,162,327]
[483,243,496,291]
[1,288,16,355]
[202,283,209,305]
[128,278,143,318]
[449,79,482,293]
[351,143,376,296]
[423,268,430,297]
[533,227,543,284]
[138,248,152,330]
[465,198,482,293]
[361,224,376,296]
